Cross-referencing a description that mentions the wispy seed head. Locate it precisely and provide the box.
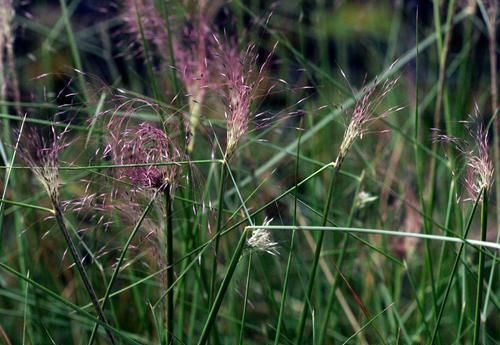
[336,78,398,167]
[175,16,215,104]
[121,0,169,57]
[355,191,378,209]
[432,109,494,202]
[464,120,494,201]
[107,120,182,191]
[18,127,68,203]
[218,42,275,158]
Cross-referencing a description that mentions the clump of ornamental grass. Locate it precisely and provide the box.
[17,126,116,344]
[103,99,183,345]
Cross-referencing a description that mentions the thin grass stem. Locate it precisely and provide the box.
[238,252,252,345]
[87,189,159,345]
[274,124,303,345]
[209,161,227,309]
[317,171,365,345]
[243,224,499,251]
[295,163,338,344]
[430,188,484,344]
[164,186,174,345]
[473,193,488,345]
[197,229,249,345]
[52,204,116,344]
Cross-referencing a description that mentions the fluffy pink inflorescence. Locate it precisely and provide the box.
[121,0,169,57]
[174,12,217,152]
[174,16,214,103]
[432,111,494,202]
[106,120,181,191]
[337,78,398,167]
[120,0,221,153]
[464,121,494,201]
[218,42,274,157]
[18,127,68,202]
[121,0,216,101]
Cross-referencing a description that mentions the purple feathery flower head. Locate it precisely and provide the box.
[432,107,494,202]
[217,40,275,158]
[174,12,217,152]
[463,119,494,201]
[336,77,399,167]
[109,122,181,191]
[121,0,169,57]
[174,14,214,103]
[104,101,182,192]
[18,126,68,203]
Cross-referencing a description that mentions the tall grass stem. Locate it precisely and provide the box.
[197,229,249,345]
[473,192,488,345]
[53,205,116,344]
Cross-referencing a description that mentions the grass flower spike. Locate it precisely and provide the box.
[336,78,398,167]
[464,121,494,201]
[295,76,398,344]
[111,122,181,191]
[175,9,216,153]
[18,127,66,203]
[432,111,494,202]
[219,42,274,158]
[462,113,494,345]
[430,110,494,345]
[122,0,168,57]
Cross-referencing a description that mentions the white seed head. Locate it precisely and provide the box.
[247,218,278,255]
[355,191,378,209]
